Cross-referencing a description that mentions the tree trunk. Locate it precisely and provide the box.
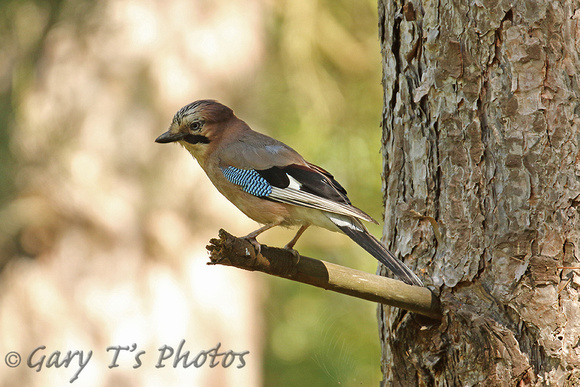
[378,0,580,385]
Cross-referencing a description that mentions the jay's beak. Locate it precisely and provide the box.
[155,130,186,143]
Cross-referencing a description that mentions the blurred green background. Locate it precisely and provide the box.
[0,0,384,385]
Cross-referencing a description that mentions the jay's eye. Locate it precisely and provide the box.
[188,121,203,132]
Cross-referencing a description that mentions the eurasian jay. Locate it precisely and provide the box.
[155,100,423,286]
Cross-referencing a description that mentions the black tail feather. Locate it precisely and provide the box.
[334,221,423,286]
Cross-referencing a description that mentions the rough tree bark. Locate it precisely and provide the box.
[378,0,580,385]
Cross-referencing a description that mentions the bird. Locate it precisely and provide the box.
[155,100,423,286]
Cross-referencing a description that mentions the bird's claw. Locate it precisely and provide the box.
[284,246,301,265]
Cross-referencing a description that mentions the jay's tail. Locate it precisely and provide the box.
[328,215,423,287]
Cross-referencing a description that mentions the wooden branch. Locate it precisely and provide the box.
[206,229,442,321]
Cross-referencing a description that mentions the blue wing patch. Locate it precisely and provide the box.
[221,167,272,197]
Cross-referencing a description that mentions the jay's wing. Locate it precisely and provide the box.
[218,133,377,223]
[221,163,377,223]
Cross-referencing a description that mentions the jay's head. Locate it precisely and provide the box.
[155,100,235,147]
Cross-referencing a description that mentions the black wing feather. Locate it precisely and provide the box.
[255,167,290,188]
[256,163,351,204]
[284,164,350,204]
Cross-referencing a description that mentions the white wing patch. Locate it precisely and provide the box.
[287,174,302,190]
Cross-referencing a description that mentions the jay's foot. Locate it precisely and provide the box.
[283,246,301,265]
[242,235,262,254]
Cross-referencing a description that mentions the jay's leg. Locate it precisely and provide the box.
[283,224,309,265]
[284,224,310,249]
